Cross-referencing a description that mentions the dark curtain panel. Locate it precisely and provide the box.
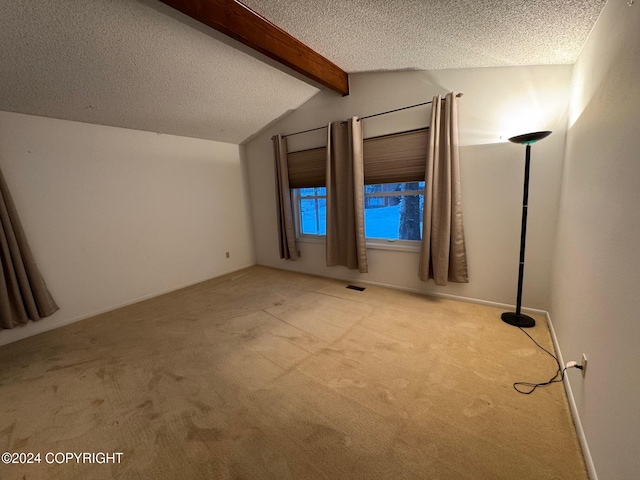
[325,118,368,273]
[272,135,298,260]
[419,93,469,285]
[0,166,58,329]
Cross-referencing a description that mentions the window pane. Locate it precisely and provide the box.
[299,187,326,197]
[295,183,424,241]
[364,194,423,240]
[398,181,423,193]
[363,182,424,196]
[397,193,423,240]
[299,198,326,235]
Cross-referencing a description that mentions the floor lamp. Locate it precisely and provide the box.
[501,131,552,328]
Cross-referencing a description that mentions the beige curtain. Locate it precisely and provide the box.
[419,93,469,285]
[1,166,59,329]
[272,135,298,260]
[326,118,368,273]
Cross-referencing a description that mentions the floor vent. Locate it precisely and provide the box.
[346,285,365,291]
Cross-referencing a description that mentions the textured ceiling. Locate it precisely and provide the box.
[0,0,607,144]
[0,0,320,144]
[242,0,608,71]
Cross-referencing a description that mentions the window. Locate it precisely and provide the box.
[294,182,425,241]
[288,128,429,246]
[297,187,326,236]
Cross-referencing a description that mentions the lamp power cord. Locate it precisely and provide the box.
[513,327,582,394]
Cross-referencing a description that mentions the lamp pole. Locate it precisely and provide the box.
[501,131,552,328]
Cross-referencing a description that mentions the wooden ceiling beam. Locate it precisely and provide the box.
[159,0,349,96]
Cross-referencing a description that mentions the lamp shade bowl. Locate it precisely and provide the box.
[508,131,552,145]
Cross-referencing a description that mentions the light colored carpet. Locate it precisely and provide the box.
[0,266,587,479]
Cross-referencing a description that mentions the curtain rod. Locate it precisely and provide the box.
[282,93,463,138]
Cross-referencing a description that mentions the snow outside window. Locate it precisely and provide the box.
[294,182,425,242]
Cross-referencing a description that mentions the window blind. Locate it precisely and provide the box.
[287,147,325,188]
[287,128,428,188]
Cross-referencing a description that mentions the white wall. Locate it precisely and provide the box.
[245,66,572,309]
[0,111,255,345]
[550,1,640,478]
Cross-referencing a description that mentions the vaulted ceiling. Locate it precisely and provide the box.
[0,0,607,144]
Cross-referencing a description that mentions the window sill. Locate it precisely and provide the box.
[297,235,421,253]
[297,235,325,245]
[367,240,421,252]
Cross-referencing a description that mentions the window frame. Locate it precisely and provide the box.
[292,188,326,240]
[292,183,425,252]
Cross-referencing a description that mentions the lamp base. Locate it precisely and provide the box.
[501,312,536,328]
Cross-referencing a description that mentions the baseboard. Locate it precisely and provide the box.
[545,312,598,480]
[0,263,256,347]
[258,262,547,316]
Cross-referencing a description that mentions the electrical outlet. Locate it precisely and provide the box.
[225,251,230,259]
[581,353,587,377]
